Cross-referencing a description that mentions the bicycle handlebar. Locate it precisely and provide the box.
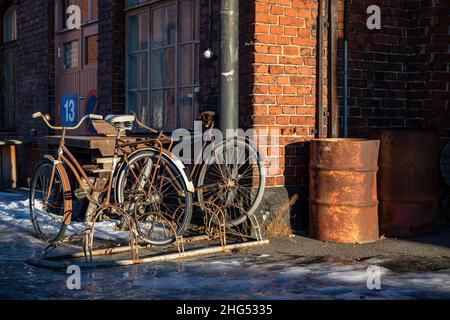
[32,112,103,131]
[132,113,159,135]
[132,112,173,145]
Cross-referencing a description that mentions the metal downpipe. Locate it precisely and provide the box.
[343,0,349,138]
[219,0,239,132]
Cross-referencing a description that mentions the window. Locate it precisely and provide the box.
[61,0,99,30]
[64,40,79,69]
[126,0,146,7]
[85,34,98,65]
[3,7,16,43]
[1,7,17,131]
[126,0,200,130]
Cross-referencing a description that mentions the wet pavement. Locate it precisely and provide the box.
[1,191,450,300]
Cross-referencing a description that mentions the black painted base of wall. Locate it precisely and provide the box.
[252,186,309,237]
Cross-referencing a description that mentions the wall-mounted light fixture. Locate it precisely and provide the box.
[203,48,213,60]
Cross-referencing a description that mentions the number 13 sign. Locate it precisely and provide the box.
[62,94,78,126]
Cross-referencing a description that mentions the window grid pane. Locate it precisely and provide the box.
[138,52,148,89]
[180,0,193,42]
[127,0,200,130]
[127,11,150,129]
[3,8,16,43]
[128,53,138,90]
[165,5,177,46]
[64,40,79,69]
[86,34,98,65]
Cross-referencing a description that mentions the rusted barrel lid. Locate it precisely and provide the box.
[310,138,380,171]
[372,129,438,168]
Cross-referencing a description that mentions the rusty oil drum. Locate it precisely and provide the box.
[372,129,440,237]
[309,139,380,243]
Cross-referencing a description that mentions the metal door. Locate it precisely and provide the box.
[55,1,98,135]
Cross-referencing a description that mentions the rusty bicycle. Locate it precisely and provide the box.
[114,119,195,246]
[189,112,266,228]
[29,112,193,256]
[118,112,266,231]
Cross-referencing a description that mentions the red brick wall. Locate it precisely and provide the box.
[250,0,319,188]
[97,0,125,115]
[337,0,410,137]
[247,0,450,187]
[7,0,450,192]
[407,0,450,148]
[338,0,450,148]
[239,0,257,130]
[10,0,56,182]
[198,0,258,129]
[198,0,312,189]
[15,0,55,138]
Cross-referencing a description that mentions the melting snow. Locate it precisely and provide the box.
[0,191,130,242]
[0,191,450,300]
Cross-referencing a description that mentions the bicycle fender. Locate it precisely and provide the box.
[43,155,73,225]
[168,155,196,193]
[124,147,195,193]
[158,149,195,193]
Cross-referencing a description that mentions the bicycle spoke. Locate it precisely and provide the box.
[118,150,192,245]
[30,163,67,242]
[198,139,265,227]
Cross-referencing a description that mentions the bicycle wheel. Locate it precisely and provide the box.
[197,138,266,227]
[29,160,69,242]
[116,149,193,246]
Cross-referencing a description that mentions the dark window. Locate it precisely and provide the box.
[85,34,98,65]
[126,0,146,7]
[3,7,16,43]
[1,7,16,131]
[126,0,200,130]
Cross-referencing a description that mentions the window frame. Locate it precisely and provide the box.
[1,6,17,132]
[126,7,151,128]
[125,0,164,12]
[2,6,17,44]
[84,33,98,66]
[63,39,80,70]
[125,0,200,131]
[58,0,99,33]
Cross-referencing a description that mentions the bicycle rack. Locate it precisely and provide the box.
[28,201,268,269]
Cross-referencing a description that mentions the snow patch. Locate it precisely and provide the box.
[0,191,129,242]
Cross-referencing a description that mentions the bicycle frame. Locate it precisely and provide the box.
[40,117,194,228]
[42,126,123,225]
[32,112,193,258]
[130,113,265,198]
[131,115,236,196]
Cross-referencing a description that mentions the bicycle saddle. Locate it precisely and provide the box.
[105,115,136,124]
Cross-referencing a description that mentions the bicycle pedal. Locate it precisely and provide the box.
[74,188,89,200]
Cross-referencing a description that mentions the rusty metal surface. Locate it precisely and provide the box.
[45,135,142,157]
[34,111,264,263]
[309,138,380,244]
[372,129,440,238]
